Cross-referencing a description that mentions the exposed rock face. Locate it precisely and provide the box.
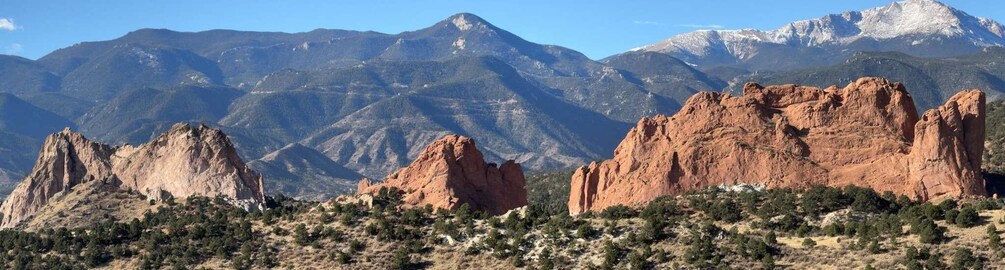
[112,124,266,206]
[569,77,986,214]
[0,123,265,228]
[0,130,115,228]
[357,135,527,215]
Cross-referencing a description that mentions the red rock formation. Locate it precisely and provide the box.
[0,123,265,228]
[357,135,527,215]
[569,77,986,214]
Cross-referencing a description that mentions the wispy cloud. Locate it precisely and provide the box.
[633,20,663,26]
[5,43,23,55]
[0,18,18,31]
[678,24,725,29]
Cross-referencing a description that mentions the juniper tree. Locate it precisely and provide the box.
[802,238,816,248]
[989,224,1001,250]
[950,248,982,270]
[955,207,980,228]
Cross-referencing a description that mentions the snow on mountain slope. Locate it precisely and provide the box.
[637,0,1005,65]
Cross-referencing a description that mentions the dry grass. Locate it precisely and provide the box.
[24,180,158,230]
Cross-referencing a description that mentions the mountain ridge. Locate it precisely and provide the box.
[633,0,1005,70]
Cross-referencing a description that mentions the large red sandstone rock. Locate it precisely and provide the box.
[569,77,986,214]
[356,135,527,215]
[0,123,266,228]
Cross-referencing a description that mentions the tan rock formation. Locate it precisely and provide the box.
[0,123,265,228]
[0,129,115,228]
[356,135,527,215]
[569,77,986,214]
[112,124,265,206]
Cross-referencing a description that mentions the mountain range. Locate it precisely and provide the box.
[632,0,1005,71]
[0,13,721,199]
[1,0,1004,200]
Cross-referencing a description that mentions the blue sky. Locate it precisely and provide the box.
[0,0,1003,60]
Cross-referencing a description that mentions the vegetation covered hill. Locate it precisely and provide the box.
[985,100,1005,175]
[3,182,1005,269]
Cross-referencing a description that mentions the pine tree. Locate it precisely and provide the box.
[868,239,881,254]
[989,224,1001,250]
[576,222,595,239]
[950,248,981,270]
[320,212,333,223]
[955,207,980,228]
[762,255,776,270]
[627,250,648,270]
[538,247,555,270]
[917,219,946,244]
[82,238,109,267]
[350,239,365,253]
[391,247,412,270]
[293,223,311,246]
[925,253,946,270]
[764,231,777,246]
[602,240,620,269]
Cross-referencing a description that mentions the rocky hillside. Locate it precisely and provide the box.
[570,77,986,214]
[0,123,265,228]
[356,135,527,215]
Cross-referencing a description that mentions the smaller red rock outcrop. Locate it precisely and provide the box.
[356,135,527,215]
[569,77,986,215]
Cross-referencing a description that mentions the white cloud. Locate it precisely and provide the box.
[0,18,18,31]
[678,24,725,29]
[633,20,662,26]
[5,43,23,55]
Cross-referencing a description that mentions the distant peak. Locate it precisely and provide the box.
[447,12,486,23]
[444,13,493,31]
[881,0,955,14]
[900,0,946,6]
[639,0,1004,56]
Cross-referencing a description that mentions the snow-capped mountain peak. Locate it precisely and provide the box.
[857,0,963,39]
[634,0,1005,68]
